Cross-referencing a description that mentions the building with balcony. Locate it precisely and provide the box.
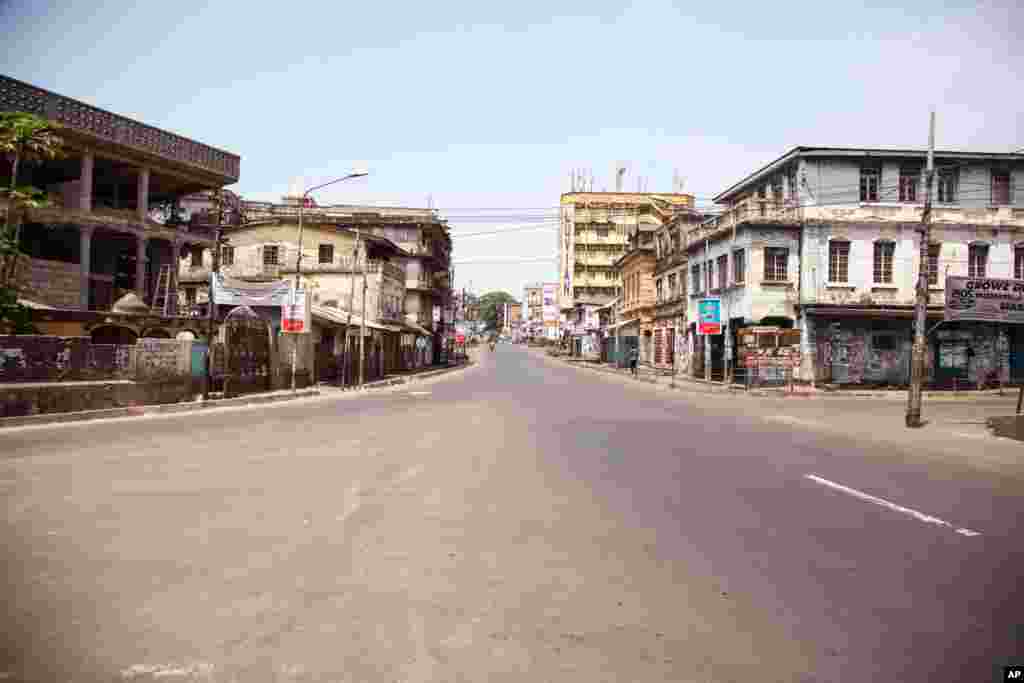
[558,192,695,313]
[611,228,657,366]
[691,145,1024,387]
[652,209,704,373]
[1,74,239,342]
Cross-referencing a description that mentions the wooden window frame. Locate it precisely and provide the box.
[873,241,895,284]
[968,243,989,278]
[828,240,850,283]
[318,243,334,264]
[263,244,279,266]
[860,166,880,202]
[764,247,789,282]
[733,248,745,284]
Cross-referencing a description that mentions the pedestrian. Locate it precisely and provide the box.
[630,346,639,376]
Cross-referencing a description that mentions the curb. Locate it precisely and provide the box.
[0,389,321,429]
[0,360,477,430]
[553,358,1016,401]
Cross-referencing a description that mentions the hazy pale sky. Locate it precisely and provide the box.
[4,0,1022,298]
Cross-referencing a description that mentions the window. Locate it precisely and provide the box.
[969,244,988,278]
[668,273,677,298]
[733,249,745,284]
[692,264,701,294]
[873,334,897,351]
[927,243,941,286]
[656,278,663,302]
[185,287,196,305]
[873,241,895,284]
[937,169,958,203]
[764,247,788,282]
[263,245,279,266]
[318,243,334,264]
[706,260,714,293]
[189,246,203,268]
[860,166,880,202]
[757,186,766,199]
[1016,246,1024,281]
[787,166,799,200]
[992,171,1011,205]
[596,226,609,238]
[717,254,728,290]
[898,167,920,203]
[829,240,850,282]
[220,245,234,266]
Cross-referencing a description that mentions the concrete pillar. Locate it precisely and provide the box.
[79,226,93,310]
[78,151,94,212]
[135,235,148,299]
[136,167,150,222]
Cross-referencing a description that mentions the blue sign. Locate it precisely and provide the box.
[698,298,721,334]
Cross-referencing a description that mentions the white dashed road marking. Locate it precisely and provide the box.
[804,474,982,537]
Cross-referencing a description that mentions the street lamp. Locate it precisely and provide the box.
[294,169,369,293]
[291,169,368,392]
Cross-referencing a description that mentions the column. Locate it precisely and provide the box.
[78,151,94,212]
[135,235,148,299]
[136,167,150,222]
[79,226,93,310]
[169,240,182,315]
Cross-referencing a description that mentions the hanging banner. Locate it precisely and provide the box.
[698,298,721,335]
[282,288,311,333]
[212,272,291,307]
[945,276,1024,324]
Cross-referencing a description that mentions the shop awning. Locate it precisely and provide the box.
[802,304,943,320]
[311,304,393,332]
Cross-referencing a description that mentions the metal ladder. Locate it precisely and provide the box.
[152,264,174,316]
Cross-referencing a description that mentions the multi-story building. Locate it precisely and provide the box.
[612,228,657,365]
[179,198,452,375]
[523,281,559,339]
[1,74,239,342]
[652,209,704,373]
[558,192,695,314]
[688,145,1024,387]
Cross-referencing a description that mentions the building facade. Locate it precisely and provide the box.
[612,229,657,366]
[558,192,695,314]
[693,145,1024,387]
[2,74,239,342]
[652,210,702,373]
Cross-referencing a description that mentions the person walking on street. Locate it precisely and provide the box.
[629,346,639,376]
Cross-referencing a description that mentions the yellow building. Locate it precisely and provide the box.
[557,192,694,313]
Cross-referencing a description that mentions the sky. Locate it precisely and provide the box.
[3,0,1022,298]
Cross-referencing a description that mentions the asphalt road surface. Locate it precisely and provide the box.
[1,345,1021,682]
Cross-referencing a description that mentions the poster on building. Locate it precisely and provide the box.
[211,272,291,307]
[281,288,310,333]
[698,299,721,335]
[542,284,558,322]
[945,276,1024,324]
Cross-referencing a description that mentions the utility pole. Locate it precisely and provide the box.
[906,111,936,428]
[359,237,367,388]
[344,228,358,388]
[203,189,224,401]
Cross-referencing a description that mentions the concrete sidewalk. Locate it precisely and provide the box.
[0,359,475,430]
[553,354,1018,401]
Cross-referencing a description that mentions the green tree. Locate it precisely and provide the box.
[477,290,517,332]
[0,111,64,331]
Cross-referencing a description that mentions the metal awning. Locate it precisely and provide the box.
[311,305,392,331]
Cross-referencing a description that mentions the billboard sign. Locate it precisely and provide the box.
[282,288,310,333]
[698,298,721,335]
[542,283,558,322]
[945,276,1024,324]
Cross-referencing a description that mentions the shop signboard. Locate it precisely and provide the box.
[698,298,721,335]
[281,288,310,333]
[945,276,1024,324]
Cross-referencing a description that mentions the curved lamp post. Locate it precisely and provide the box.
[291,169,368,392]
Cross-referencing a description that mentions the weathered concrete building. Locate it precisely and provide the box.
[652,210,703,373]
[693,145,1024,387]
[611,229,657,366]
[1,74,239,342]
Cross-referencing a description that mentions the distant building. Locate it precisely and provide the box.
[558,192,694,314]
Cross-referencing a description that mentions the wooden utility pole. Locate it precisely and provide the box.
[906,111,936,428]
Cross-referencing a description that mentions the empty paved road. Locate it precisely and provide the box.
[2,345,1020,682]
